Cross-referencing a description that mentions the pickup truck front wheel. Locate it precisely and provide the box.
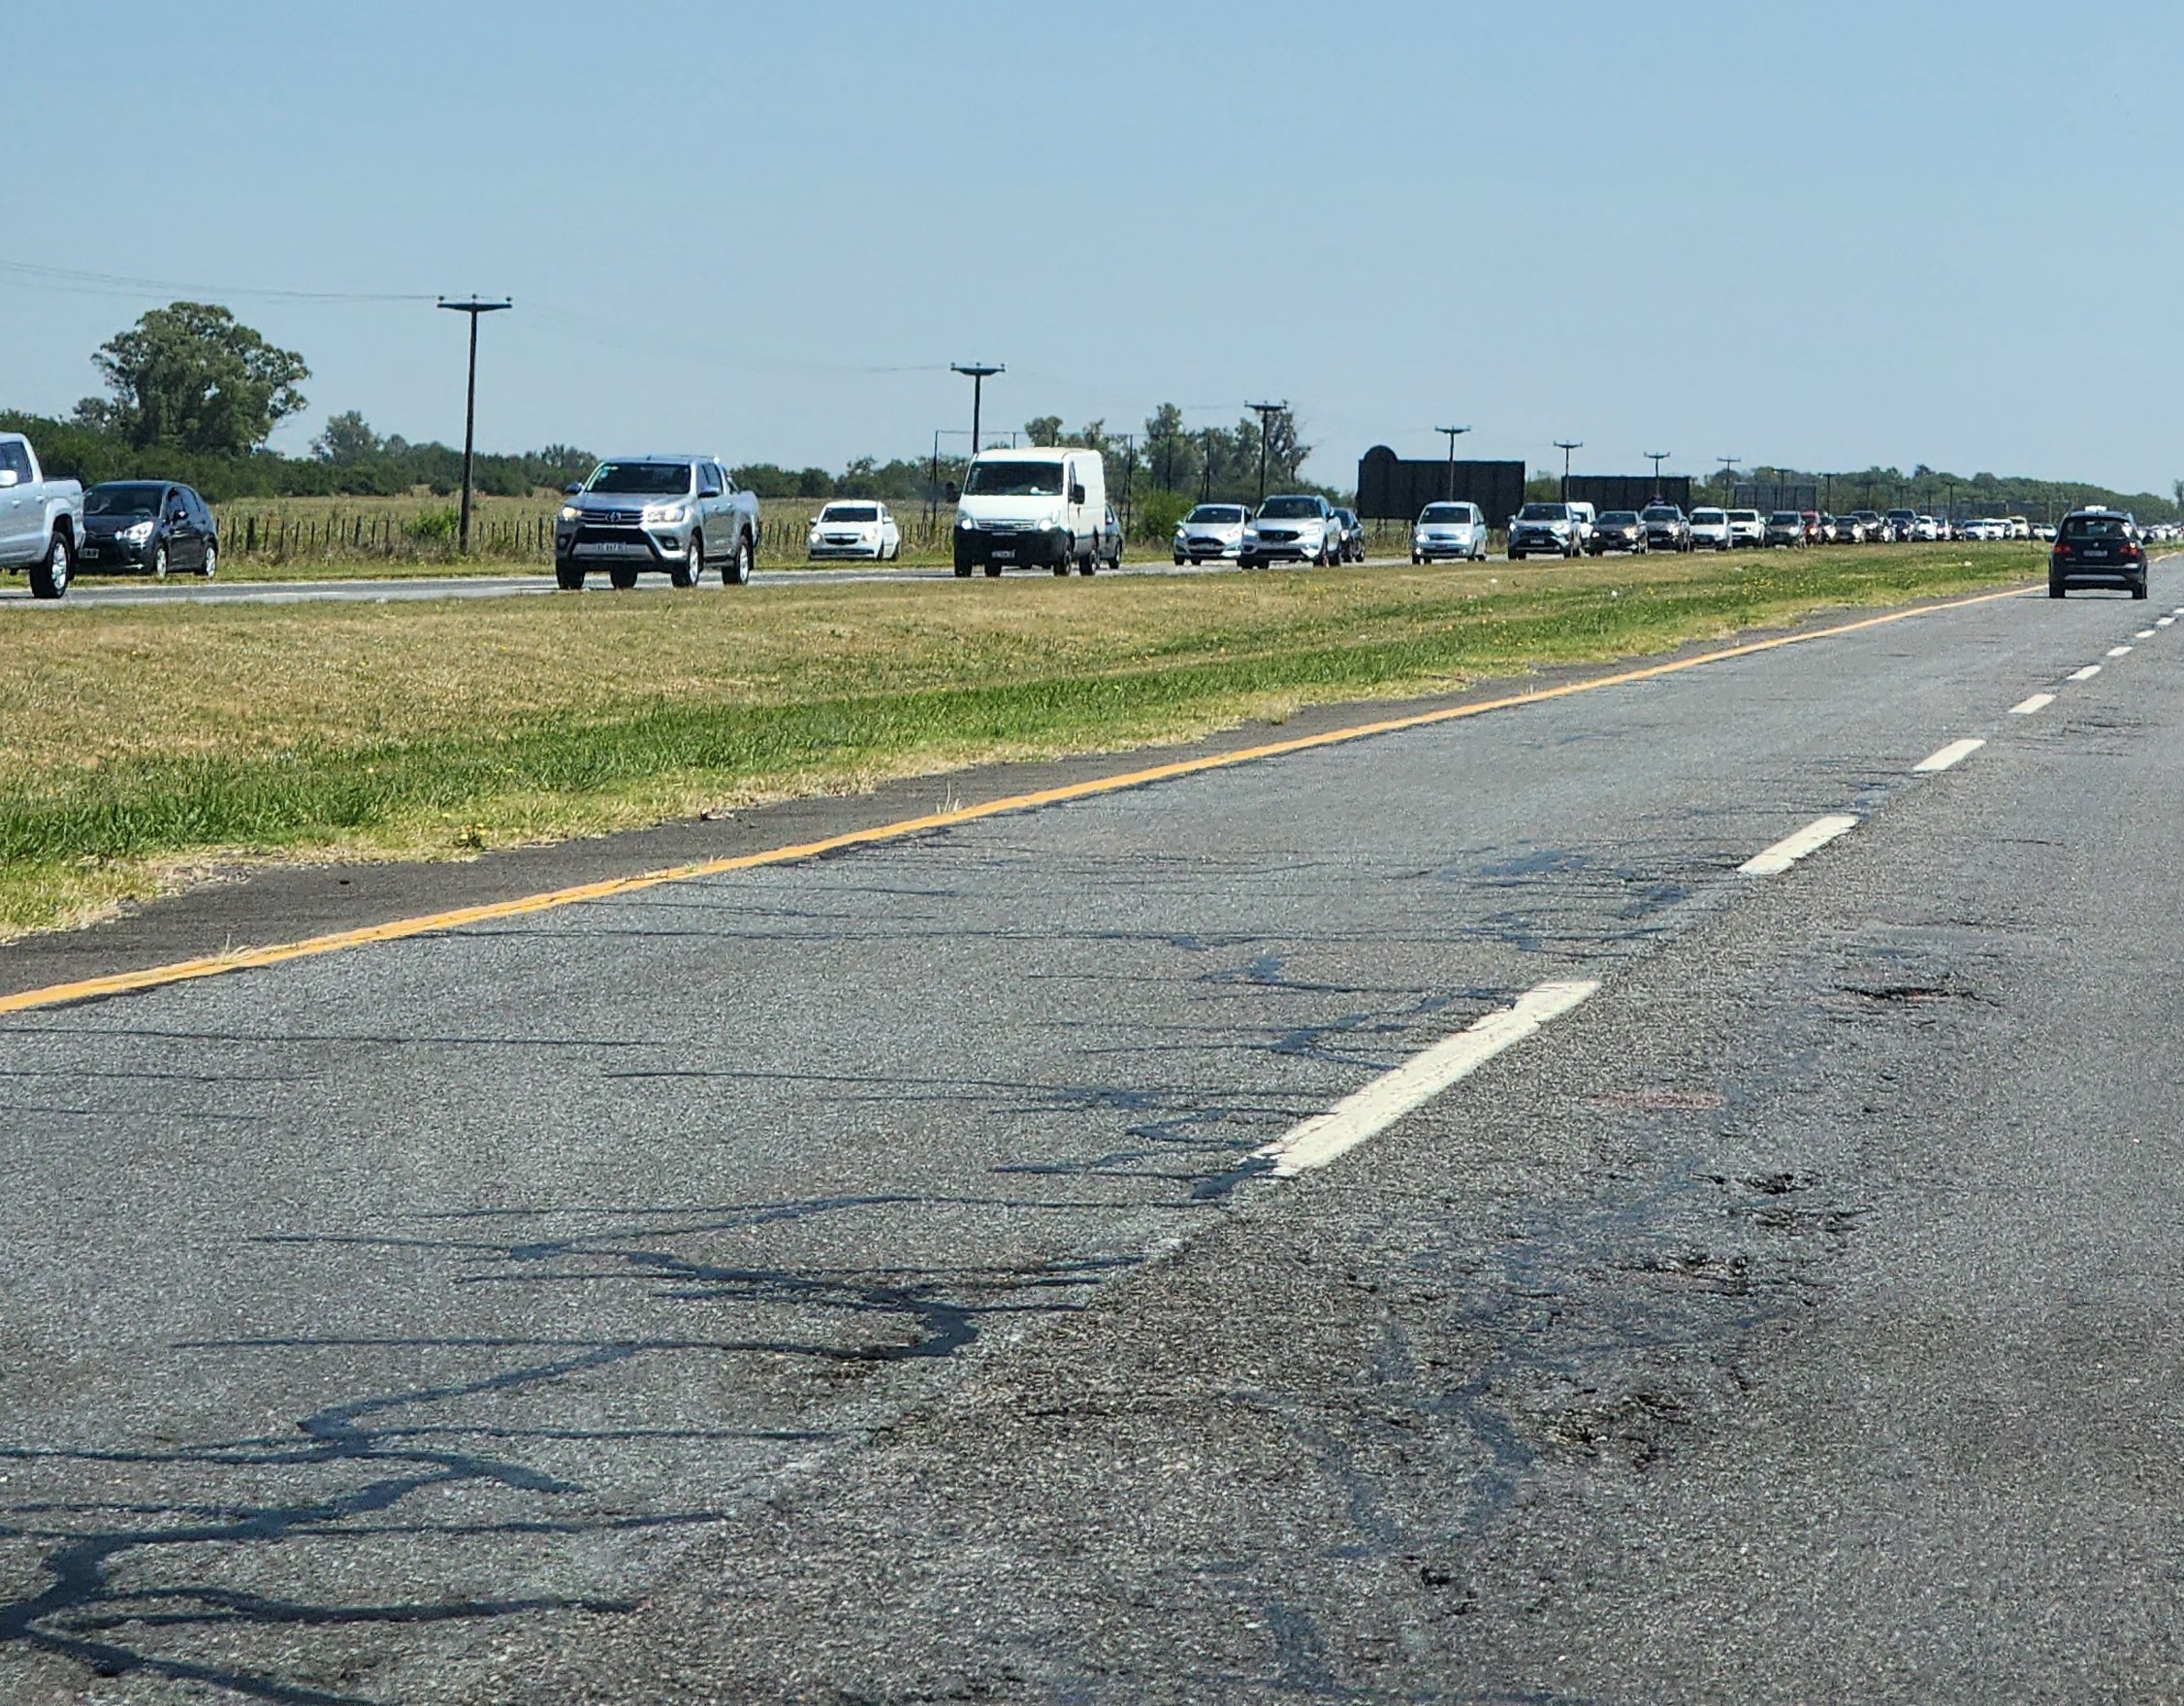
[555,559,585,591]
[30,532,72,600]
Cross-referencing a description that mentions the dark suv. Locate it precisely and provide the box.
[2049,509,2147,599]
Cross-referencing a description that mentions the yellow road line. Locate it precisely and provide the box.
[0,583,2033,1017]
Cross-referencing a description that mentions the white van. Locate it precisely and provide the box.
[1565,500,1597,550]
[953,447,1108,576]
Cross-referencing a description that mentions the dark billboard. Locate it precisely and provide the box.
[1357,445,1526,524]
[1567,475,1693,513]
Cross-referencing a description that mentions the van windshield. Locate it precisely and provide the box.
[964,460,1067,498]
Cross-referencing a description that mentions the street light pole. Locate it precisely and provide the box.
[1553,440,1583,502]
[1645,450,1671,500]
[950,363,1004,456]
[436,297,511,557]
[1245,401,1289,503]
[1435,425,1472,500]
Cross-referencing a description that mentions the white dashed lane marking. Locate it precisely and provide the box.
[1739,814,1861,878]
[2009,693,2056,715]
[1913,739,1985,775]
[2069,665,2104,682]
[2107,646,2134,658]
[1260,981,1600,1177]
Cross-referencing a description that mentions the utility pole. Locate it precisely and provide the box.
[950,362,1004,456]
[1202,430,1217,501]
[1718,455,1741,504]
[1645,450,1671,499]
[436,297,511,556]
[1245,401,1289,503]
[1553,439,1583,501]
[1435,425,1472,499]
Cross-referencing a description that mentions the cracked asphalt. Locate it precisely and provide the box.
[2,576,2178,1703]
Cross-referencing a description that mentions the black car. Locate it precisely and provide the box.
[1587,510,1649,555]
[1640,504,1690,552]
[2049,508,2147,599]
[1332,506,1367,563]
[80,482,217,578]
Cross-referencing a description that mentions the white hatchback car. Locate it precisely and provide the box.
[807,500,901,562]
[1411,500,1489,563]
[1690,507,1733,551]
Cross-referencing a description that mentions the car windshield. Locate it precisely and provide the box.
[2063,514,2130,539]
[1187,505,1245,524]
[964,460,1066,498]
[586,462,691,497]
[1258,498,1321,519]
[821,504,879,522]
[86,484,166,516]
[1517,503,1570,521]
[1728,511,1759,522]
[1770,512,1803,525]
[1418,505,1470,524]
[1599,511,1639,525]
[1641,507,1680,522]
[1692,510,1726,524]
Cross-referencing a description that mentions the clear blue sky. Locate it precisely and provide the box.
[9,0,2178,493]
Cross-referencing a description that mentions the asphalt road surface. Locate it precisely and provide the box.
[3,578,2179,1703]
[0,554,1423,608]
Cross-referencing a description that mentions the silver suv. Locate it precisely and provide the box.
[555,456,761,590]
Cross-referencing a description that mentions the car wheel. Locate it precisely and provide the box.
[151,543,169,581]
[556,559,586,591]
[2048,580,2066,598]
[984,563,1003,578]
[608,563,640,591]
[671,537,701,588]
[954,564,974,578]
[1509,549,1524,563]
[29,531,72,600]
[202,542,217,579]
[2133,578,2149,600]
[1173,552,1186,565]
[1052,559,1071,577]
[724,534,754,586]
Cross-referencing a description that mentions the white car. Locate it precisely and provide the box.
[1411,500,1489,563]
[807,500,901,562]
[2007,515,2032,540]
[1690,507,1733,551]
[1241,495,1340,567]
[1726,508,1765,548]
[1172,502,1249,563]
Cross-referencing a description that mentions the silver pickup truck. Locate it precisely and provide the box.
[554,455,761,590]
[0,433,84,598]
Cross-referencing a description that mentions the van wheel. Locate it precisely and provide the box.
[984,563,1003,578]
[1052,561,1070,577]
[1079,557,1096,576]
[954,564,973,578]
[29,531,72,599]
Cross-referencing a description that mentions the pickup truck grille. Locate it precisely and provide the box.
[582,506,645,527]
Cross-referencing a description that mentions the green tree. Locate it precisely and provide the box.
[79,302,309,455]
[1023,415,1064,447]
[312,409,382,464]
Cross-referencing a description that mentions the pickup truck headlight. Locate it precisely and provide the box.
[642,501,691,526]
[558,505,581,523]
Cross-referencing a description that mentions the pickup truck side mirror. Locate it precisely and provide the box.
[0,470,17,490]
[563,483,583,496]
[1070,483,1087,505]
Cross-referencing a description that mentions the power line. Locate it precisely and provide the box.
[0,257,436,304]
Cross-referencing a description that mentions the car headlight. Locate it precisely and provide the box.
[642,501,691,526]
[120,520,155,543]
[956,515,979,531]
[558,505,580,523]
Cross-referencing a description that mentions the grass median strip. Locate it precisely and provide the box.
[0,546,2037,938]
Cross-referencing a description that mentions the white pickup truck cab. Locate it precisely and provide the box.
[953,447,1108,577]
[0,433,85,598]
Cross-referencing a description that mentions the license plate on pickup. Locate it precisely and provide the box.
[575,542,649,559]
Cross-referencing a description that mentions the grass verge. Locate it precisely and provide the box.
[0,544,2039,937]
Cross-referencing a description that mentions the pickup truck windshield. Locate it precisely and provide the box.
[586,462,692,496]
[1258,498,1322,519]
[964,461,1066,498]
[87,484,166,516]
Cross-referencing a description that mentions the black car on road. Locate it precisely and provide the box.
[1587,510,1649,555]
[2049,509,2147,599]
[80,482,217,578]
